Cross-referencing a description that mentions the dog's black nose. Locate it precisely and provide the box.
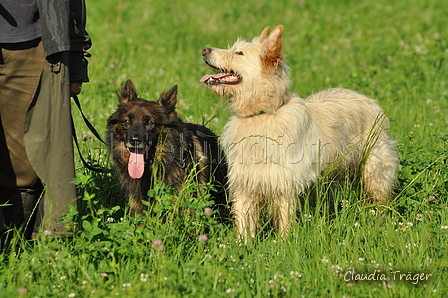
[130,135,143,146]
[202,47,212,56]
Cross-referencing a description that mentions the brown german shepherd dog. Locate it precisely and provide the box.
[106,80,227,216]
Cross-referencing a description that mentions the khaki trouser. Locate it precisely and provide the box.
[0,39,77,238]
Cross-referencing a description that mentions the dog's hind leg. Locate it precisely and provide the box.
[363,135,398,204]
[232,192,260,239]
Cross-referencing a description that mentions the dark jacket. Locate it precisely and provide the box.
[37,0,91,82]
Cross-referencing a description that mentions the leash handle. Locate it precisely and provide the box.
[72,95,108,145]
[72,95,114,174]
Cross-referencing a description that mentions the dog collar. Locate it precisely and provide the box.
[246,111,265,118]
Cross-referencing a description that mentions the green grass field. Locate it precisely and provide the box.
[1,0,448,297]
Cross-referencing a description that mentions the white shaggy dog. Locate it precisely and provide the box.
[201,25,398,238]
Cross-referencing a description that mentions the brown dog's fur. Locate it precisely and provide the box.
[201,25,398,238]
[107,80,227,215]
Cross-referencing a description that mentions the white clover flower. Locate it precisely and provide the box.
[139,273,149,282]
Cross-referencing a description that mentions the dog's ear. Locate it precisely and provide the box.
[119,80,138,103]
[159,84,178,116]
[261,25,283,68]
[253,26,270,44]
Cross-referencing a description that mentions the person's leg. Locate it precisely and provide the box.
[25,52,77,238]
[0,39,46,238]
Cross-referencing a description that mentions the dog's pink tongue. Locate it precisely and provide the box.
[200,73,228,82]
[128,149,145,179]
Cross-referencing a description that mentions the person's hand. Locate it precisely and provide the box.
[70,82,83,96]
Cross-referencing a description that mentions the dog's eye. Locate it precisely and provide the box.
[148,120,154,126]
[123,119,130,125]
[235,50,244,56]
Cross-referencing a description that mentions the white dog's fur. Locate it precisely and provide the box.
[201,25,399,238]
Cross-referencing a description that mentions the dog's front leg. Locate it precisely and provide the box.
[232,192,259,239]
[269,194,296,237]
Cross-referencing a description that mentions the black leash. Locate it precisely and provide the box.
[71,95,114,174]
